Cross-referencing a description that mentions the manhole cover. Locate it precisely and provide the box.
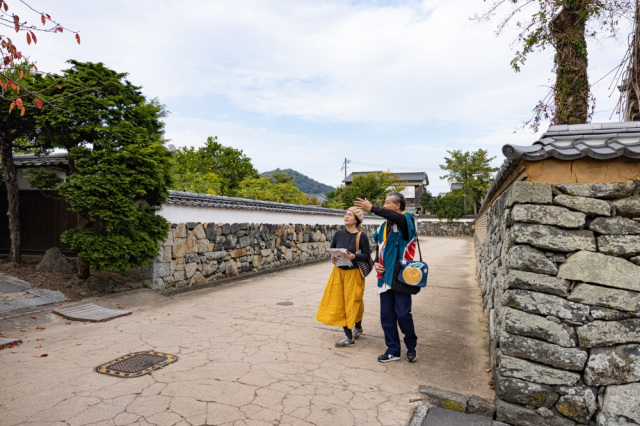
[277,301,293,306]
[96,351,177,378]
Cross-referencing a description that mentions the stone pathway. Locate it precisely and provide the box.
[0,236,492,425]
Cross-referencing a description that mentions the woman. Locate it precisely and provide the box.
[316,206,371,347]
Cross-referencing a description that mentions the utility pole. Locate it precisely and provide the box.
[341,158,351,180]
[621,0,640,121]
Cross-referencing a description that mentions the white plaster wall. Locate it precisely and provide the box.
[158,204,386,226]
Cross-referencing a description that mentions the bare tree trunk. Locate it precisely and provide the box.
[625,0,640,121]
[0,138,21,263]
[551,1,589,125]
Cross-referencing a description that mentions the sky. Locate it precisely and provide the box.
[14,0,635,195]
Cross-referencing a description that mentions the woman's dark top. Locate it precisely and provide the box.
[330,229,371,270]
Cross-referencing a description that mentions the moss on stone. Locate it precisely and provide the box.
[441,400,465,412]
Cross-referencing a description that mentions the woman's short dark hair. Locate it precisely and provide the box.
[387,192,406,211]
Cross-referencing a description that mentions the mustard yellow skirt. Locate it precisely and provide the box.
[316,266,365,329]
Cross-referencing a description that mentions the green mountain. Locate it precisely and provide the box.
[261,168,336,194]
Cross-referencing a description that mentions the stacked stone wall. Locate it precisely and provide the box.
[476,181,640,426]
[417,220,475,237]
[145,222,377,292]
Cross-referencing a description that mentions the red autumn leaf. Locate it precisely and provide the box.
[13,15,19,32]
[56,26,63,33]
[35,326,45,330]
[36,338,44,341]
[484,368,491,372]
[46,14,51,20]
[30,316,36,319]
[15,51,22,59]
[19,69,23,80]
[56,84,61,89]
[32,63,38,71]
[65,322,71,325]
[41,353,48,357]
[20,106,25,116]
[10,81,16,90]
[0,331,5,336]
[2,2,7,12]
[35,98,43,109]
[41,14,45,25]
[75,33,81,44]
[30,30,37,44]
[26,32,31,45]
[14,326,21,329]
[15,97,22,108]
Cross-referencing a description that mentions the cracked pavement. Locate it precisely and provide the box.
[0,236,492,425]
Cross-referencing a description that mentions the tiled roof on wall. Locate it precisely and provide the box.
[167,191,345,216]
[343,171,429,185]
[12,153,69,168]
[483,122,640,213]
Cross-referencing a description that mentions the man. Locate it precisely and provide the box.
[354,193,418,363]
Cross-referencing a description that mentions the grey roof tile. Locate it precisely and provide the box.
[482,122,640,214]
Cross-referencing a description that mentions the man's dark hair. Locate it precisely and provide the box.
[387,192,406,211]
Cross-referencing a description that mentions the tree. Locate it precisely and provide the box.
[323,172,401,209]
[440,150,498,216]
[419,190,434,214]
[0,1,80,114]
[478,1,633,130]
[170,137,258,196]
[430,192,466,220]
[35,61,171,277]
[0,1,78,263]
[236,175,311,204]
[0,60,39,263]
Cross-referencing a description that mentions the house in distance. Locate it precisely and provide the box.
[342,171,429,213]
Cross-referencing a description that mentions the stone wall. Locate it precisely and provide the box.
[144,221,378,292]
[417,219,475,237]
[476,181,640,426]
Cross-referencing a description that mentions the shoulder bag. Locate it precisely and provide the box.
[355,231,374,278]
[393,218,428,295]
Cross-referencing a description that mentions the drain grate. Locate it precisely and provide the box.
[96,351,177,378]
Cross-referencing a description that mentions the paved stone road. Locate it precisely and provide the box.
[0,236,491,425]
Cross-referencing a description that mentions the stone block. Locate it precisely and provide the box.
[505,289,590,323]
[600,383,640,425]
[153,263,171,278]
[497,355,580,386]
[506,182,553,208]
[494,374,559,408]
[185,263,198,279]
[584,344,640,386]
[556,183,636,199]
[554,194,611,216]
[500,331,588,371]
[229,248,247,258]
[576,319,640,348]
[418,385,467,412]
[202,262,218,277]
[205,223,217,241]
[495,398,575,426]
[176,223,187,238]
[589,216,640,234]
[558,251,640,292]
[598,234,640,257]
[507,245,558,276]
[568,283,640,313]
[553,386,597,424]
[511,223,596,252]
[238,236,253,249]
[512,204,586,229]
[185,233,198,254]
[192,223,206,240]
[613,195,640,217]
[224,234,238,250]
[173,238,186,259]
[466,396,494,418]
[504,270,570,297]
[590,306,636,321]
[197,239,210,253]
[502,307,577,348]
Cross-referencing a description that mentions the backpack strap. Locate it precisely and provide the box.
[356,231,361,252]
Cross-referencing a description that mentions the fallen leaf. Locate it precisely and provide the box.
[36,339,44,341]
[14,326,22,329]
[0,331,5,336]
[30,316,36,319]
[33,354,48,357]
[65,322,71,325]
[444,330,450,334]
[484,368,491,372]
[76,343,81,346]
[35,326,45,331]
